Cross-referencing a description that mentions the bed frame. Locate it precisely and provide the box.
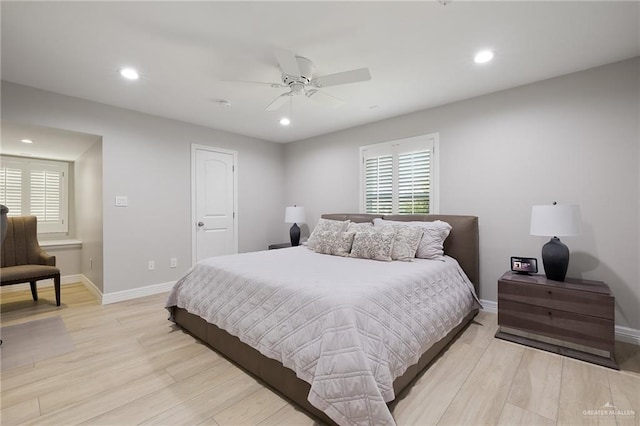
[171,214,479,425]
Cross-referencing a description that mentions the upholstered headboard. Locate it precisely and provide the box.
[321,213,479,293]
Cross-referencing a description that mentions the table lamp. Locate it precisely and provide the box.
[285,205,306,246]
[530,202,581,281]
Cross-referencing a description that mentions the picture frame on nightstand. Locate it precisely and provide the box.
[510,256,538,274]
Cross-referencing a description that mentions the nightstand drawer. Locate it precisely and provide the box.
[498,299,614,352]
[498,279,614,320]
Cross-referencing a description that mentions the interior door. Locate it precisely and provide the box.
[192,145,237,263]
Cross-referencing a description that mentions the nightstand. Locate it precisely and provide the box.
[495,271,618,369]
[268,242,292,250]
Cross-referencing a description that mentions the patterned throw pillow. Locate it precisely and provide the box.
[308,231,356,257]
[373,218,452,259]
[308,218,350,248]
[349,228,396,261]
[346,222,373,233]
[390,225,424,261]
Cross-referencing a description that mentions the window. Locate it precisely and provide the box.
[360,134,438,215]
[0,156,69,233]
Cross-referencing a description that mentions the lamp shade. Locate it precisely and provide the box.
[285,206,306,224]
[530,204,581,237]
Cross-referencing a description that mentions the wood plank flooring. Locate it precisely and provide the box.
[1,283,639,425]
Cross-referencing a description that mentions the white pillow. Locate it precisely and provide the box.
[389,225,424,261]
[349,228,396,262]
[308,231,356,257]
[308,218,350,248]
[373,218,452,259]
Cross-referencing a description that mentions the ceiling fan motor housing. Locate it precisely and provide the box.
[282,56,315,92]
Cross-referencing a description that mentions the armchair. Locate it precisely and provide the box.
[1,216,61,306]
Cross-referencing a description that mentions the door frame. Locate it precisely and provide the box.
[191,144,238,266]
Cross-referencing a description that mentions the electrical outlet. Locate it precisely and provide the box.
[115,196,128,207]
[170,258,177,268]
[148,260,155,271]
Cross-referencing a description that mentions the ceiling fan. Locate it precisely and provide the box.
[230,49,372,112]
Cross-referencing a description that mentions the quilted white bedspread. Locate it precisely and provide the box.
[166,247,478,426]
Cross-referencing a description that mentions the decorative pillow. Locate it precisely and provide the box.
[346,222,373,233]
[373,218,452,259]
[349,228,396,261]
[390,225,424,261]
[308,218,350,248]
[308,231,356,257]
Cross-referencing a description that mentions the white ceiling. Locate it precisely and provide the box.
[1,121,100,162]
[1,1,638,144]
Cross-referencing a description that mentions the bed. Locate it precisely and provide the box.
[166,214,479,425]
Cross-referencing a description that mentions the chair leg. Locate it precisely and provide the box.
[30,281,38,301]
[54,274,61,306]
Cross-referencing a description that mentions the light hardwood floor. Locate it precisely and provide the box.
[1,283,638,425]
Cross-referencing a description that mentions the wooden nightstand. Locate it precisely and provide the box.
[268,242,292,250]
[495,271,618,369]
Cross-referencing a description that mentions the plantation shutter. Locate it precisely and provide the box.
[0,156,68,233]
[0,166,23,215]
[30,168,62,225]
[365,155,393,214]
[360,134,437,215]
[398,150,430,214]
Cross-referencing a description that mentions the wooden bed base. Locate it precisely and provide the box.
[171,213,480,424]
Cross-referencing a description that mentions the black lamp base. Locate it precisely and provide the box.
[289,223,300,246]
[541,237,569,281]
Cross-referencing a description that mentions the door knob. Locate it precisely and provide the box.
[197,221,204,227]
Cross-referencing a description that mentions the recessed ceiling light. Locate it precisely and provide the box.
[279,117,291,126]
[20,139,34,144]
[474,50,494,64]
[120,67,140,80]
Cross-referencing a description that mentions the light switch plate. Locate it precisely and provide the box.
[115,196,128,207]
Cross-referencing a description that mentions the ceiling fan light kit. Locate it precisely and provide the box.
[228,49,372,114]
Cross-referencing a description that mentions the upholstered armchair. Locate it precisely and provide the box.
[1,216,61,306]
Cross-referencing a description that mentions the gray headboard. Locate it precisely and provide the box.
[321,213,479,293]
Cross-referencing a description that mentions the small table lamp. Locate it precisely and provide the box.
[285,205,306,246]
[530,202,581,281]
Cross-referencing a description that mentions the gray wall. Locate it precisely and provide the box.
[284,58,640,329]
[2,82,286,294]
[75,139,104,290]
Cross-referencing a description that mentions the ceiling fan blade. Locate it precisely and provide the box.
[221,80,286,88]
[311,68,371,88]
[275,48,301,78]
[265,92,292,111]
[305,89,344,108]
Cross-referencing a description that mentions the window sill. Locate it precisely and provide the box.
[40,239,83,249]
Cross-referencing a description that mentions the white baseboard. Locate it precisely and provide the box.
[1,274,175,307]
[614,325,640,345]
[1,274,84,292]
[79,274,103,303]
[479,299,639,345]
[479,299,497,314]
[101,281,175,305]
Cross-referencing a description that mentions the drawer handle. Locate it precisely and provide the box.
[548,290,552,295]
[548,311,552,316]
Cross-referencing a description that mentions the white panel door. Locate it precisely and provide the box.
[192,146,237,263]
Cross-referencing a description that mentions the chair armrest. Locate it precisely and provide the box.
[38,250,56,266]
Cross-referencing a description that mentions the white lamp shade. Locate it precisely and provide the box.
[530,204,581,237]
[285,206,306,224]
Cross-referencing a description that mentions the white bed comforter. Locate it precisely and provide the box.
[166,247,478,426]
